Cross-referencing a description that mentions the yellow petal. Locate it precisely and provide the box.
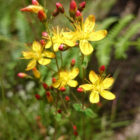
[67,80,78,87]
[102,77,114,89]
[89,70,99,84]
[84,15,95,32]
[53,43,60,52]
[32,68,40,78]
[26,60,36,71]
[43,51,55,58]
[70,68,79,79]
[80,40,94,55]
[63,39,76,47]
[22,51,35,59]
[38,58,51,65]
[79,84,93,91]
[32,41,42,52]
[100,90,115,100]
[52,80,61,88]
[45,41,52,49]
[89,91,99,103]
[89,30,107,41]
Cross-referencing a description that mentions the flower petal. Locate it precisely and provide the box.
[52,80,61,88]
[88,30,107,41]
[79,40,94,55]
[43,51,55,58]
[89,91,99,103]
[100,90,116,100]
[84,15,95,32]
[70,68,79,79]
[32,41,42,52]
[32,68,40,78]
[45,41,52,49]
[53,43,60,52]
[89,70,99,84]
[26,60,36,71]
[67,80,78,87]
[38,58,51,65]
[79,84,93,91]
[102,77,114,89]
[22,51,35,59]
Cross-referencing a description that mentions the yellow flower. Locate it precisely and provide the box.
[22,41,55,71]
[52,68,79,89]
[74,15,107,55]
[79,70,115,103]
[45,27,76,52]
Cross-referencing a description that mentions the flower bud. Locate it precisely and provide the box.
[73,131,78,136]
[17,72,28,78]
[56,2,64,13]
[35,94,41,100]
[69,0,77,18]
[38,10,47,21]
[46,92,53,103]
[99,65,105,72]
[57,109,62,113]
[77,87,83,93]
[52,77,56,83]
[78,1,86,12]
[75,10,82,21]
[59,44,64,51]
[32,0,39,5]
[71,59,76,66]
[65,96,70,101]
[40,39,46,46]
[52,8,59,17]
[60,87,66,92]
[73,125,77,131]
[46,91,51,97]
[42,83,48,90]
[42,32,48,38]
[32,67,40,78]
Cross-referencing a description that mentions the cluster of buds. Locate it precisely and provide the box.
[69,0,86,21]
[20,0,47,22]
[52,2,64,17]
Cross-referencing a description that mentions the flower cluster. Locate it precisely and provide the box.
[19,0,115,105]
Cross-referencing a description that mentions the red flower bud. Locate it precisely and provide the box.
[57,109,62,113]
[56,2,64,13]
[52,8,59,17]
[99,65,105,72]
[38,10,47,21]
[46,91,51,97]
[17,72,28,78]
[52,77,56,83]
[32,0,39,5]
[40,39,46,46]
[42,32,48,38]
[60,87,66,92]
[65,96,70,101]
[70,0,77,11]
[75,10,82,21]
[71,59,76,66]
[77,87,83,93]
[73,131,78,136]
[42,83,48,90]
[78,1,86,12]
[35,94,41,100]
[73,125,77,131]
[59,44,64,51]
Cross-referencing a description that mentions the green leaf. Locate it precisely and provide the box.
[73,103,83,112]
[55,114,62,122]
[84,108,97,118]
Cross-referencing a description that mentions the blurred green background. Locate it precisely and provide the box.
[0,0,140,140]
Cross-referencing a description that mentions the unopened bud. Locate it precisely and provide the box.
[35,94,41,100]
[75,10,82,21]
[38,10,47,21]
[57,109,62,113]
[32,0,39,5]
[42,83,48,90]
[52,77,56,83]
[42,32,48,38]
[77,87,83,93]
[69,0,77,18]
[71,59,76,66]
[56,2,64,13]
[40,39,46,46]
[52,8,59,17]
[17,72,28,78]
[73,131,78,136]
[99,65,105,72]
[59,44,64,51]
[73,125,77,131]
[78,1,86,12]
[60,87,66,92]
[65,96,70,101]
[46,92,53,103]
[46,91,51,97]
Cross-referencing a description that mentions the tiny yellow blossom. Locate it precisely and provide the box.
[22,41,55,71]
[74,15,107,55]
[79,70,115,103]
[52,68,79,89]
[45,27,76,52]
